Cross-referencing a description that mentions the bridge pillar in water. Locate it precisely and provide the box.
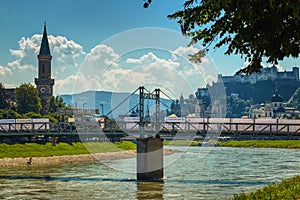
[137,137,163,181]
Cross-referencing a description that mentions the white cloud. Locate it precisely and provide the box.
[171,46,218,87]
[86,44,119,66]
[55,72,98,95]
[4,35,215,96]
[49,35,85,72]
[103,50,195,96]
[69,44,121,93]
[127,52,159,64]
[1,34,86,91]
[71,46,196,96]
[172,46,198,59]
[8,35,39,72]
[268,64,284,72]
[0,65,13,76]
[7,34,85,79]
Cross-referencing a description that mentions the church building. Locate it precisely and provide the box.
[35,23,55,115]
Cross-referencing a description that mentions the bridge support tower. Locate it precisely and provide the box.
[137,86,164,181]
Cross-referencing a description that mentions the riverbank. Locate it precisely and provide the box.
[0,142,178,167]
[231,175,300,200]
[164,139,300,149]
[0,142,136,159]
[216,140,300,149]
[0,149,178,167]
[0,150,135,167]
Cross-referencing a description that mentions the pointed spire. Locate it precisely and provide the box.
[39,21,51,55]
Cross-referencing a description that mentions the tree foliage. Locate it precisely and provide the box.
[0,109,21,119]
[0,83,8,109]
[150,0,300,74]
[226,96,251,118]
[48,96,68,113]
[14,83,41,114]
[168,100,182,116]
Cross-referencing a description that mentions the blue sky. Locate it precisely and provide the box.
[1,0,299,97]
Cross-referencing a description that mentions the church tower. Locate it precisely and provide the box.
[35,22,55,115]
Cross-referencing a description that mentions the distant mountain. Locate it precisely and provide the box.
[59,91,172,118]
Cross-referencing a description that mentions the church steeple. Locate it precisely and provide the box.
[39,22,51,55]
[35,22,54,115]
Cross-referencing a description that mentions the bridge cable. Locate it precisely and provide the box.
[160,90,174,101]
[105,88,139,117]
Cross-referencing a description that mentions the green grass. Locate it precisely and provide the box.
[217,140,300,149]
[164,140,201,146]
[0,141,136,158]
[231,176,300,200]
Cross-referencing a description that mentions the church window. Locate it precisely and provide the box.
[42,64,45,73]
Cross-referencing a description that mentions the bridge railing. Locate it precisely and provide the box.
[0,118,300,137]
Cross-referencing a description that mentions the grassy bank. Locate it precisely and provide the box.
[164,140,201,146]
[217,140,300,149]
[0,141,136,159]
[231,175,300,200]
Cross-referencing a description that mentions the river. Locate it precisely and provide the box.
[0,146,299,199]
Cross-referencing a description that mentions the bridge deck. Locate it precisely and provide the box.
[0,119,299,143]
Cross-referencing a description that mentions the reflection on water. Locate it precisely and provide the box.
[0,147,299,199]
[137,182,163,200]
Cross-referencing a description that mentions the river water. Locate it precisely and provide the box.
[0,146,299,199]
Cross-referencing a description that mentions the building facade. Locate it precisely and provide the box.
[249,90,296,118]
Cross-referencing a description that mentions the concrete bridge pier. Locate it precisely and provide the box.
[137,137,164,181]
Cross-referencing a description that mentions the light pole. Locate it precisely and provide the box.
[100,104,104,116]
[82,102,87,133]
[83,103,87,113]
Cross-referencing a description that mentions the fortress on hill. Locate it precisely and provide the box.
[219,65,299,85]
[196,65,300,104]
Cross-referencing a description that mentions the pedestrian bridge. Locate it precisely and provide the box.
[0,117,300,138]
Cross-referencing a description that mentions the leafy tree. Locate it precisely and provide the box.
[147,1,300,74]
[14,83,41,114]
[22,112,43,119]
[0,83,8,109]
[56,96,66,110]
[47,95,72,122]
[48,96,57,113]
[226,96,251,118]
[48,95,68,113]
[168,100,182,116]
[0,109,21,119]
[45,113,59,123]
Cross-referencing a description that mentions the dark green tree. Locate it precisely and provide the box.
[146,1,300,74]
[14,83,41,114]
[0,109,21,119]
[168,100,182,116]
[56,96,66,110]
[48,96,57,113]
[0,83,8,109]
[47,95,71,122]
[22,111,43,119]
[226,96,251,118]
[47,96,67,115]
